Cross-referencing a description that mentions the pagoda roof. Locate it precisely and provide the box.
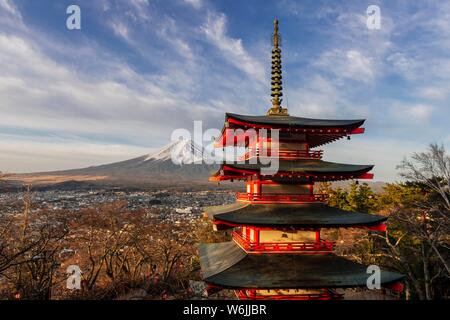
[205,202,387,228]
[216,113,366,148]
[199,242,404,289]
[226,113,365,129]
[210,159,374,181]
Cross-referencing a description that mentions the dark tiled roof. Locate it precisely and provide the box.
[212,159,373,177]
[226,113,365,129]
[205,202,386,227]
[199,242,404,289]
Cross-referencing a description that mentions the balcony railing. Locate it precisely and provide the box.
[240,149,323,161]
[236,290,344,300]
[236,192,327,203]
[232,231,334,253]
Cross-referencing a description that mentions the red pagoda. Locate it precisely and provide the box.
[198,19,404,300]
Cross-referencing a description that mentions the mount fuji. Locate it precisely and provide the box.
[61,139,217,178]
[11,139,221,189]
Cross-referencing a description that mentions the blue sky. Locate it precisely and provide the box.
[0,0,449,181]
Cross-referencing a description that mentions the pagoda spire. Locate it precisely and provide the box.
[267,19,289,116]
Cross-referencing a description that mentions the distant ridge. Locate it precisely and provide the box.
[6,139,219,189]
[46,138,217,180]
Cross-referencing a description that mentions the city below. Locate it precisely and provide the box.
[0,188,236,224]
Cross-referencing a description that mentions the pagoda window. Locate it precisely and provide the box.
[233,227,334,253]
[240,226,259,243]
[248,228,258,243]
[244,135,320,160]
[275,141,308,151]
[261,183,311,195]
[236,288,341,300]
[259,230,316,243]
[245,177,261,195]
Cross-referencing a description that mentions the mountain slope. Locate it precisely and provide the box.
[33,139,218,182]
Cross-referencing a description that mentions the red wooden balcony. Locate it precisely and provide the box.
[236,192,327,203]
[236,289,344,300]
[240,149,323,161]
[232,231,334,253]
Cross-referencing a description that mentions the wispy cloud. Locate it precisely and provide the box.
[0,0,19,16]
[0,0,24,30]
[109,20,130,41]
[276,0,303,16]
[0,29,204,152]
[0,134,150,173]
[408,104,433,121]
[417,86,449,101]
[0,1,266,172]
[128,0,151,21]
[200,11,265,81]
[325,137,429,182]
[314,49,377,84]
[390,103,433,123]
[183,0,203,10]
[157,16,195,62]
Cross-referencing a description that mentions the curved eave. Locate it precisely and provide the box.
[205,202,387,229]
[226,113,365,129]
[215,113,365,148]
[210,161,374,182]
[199,242,404,289]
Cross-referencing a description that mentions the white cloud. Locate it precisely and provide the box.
[276,0,303,16]
[100,0,111,12]
[200,11,265,81]
[157,17,195,61]
[128,0,151,21]
[104,0,151,26]
[109,20,130,41]
[390,103,433,122]
[418,86,448,100]
[0,134,151,173]
[131,0,149,5]
[314,49,376,83]
[0,0,24,30]
[386,52,420,80]
[345,50,376,82]
[288,75,339,117]
[0,0,19,16]
[287,74,371,119]
[324,137,427,182]
[0,8,264,172]
[0,32,209,153]
[409,104,433,121]
[183,0,202,10]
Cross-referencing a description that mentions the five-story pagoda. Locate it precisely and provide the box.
[198,19,404,300]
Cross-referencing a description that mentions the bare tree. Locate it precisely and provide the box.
[398,143,450,276]
[0,186,69,299]
[370,144,450,300]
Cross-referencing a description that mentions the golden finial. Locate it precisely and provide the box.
[267,19,289,116]
[273,19,279,47]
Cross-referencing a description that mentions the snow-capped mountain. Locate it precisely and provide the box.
[144,138,206,164]
[37,139,218,183]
